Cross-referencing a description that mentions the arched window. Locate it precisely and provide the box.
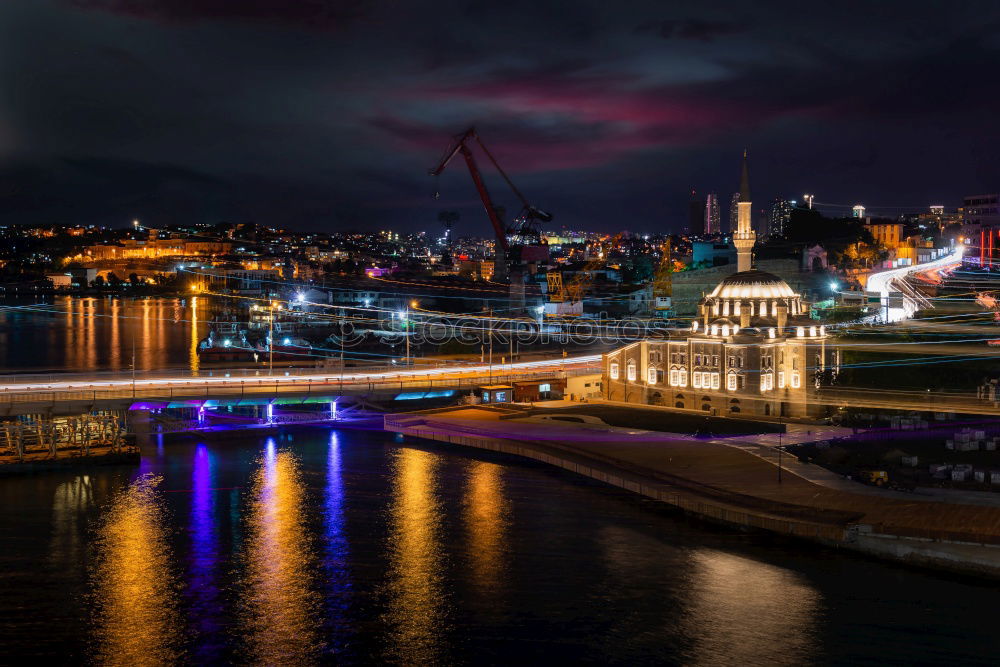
[675,401,685,408]
[626,361,636,382]
[679,368,688,387]
[727,372,738,391]
[647,367,658,384]
[609,362,620,380]
[702,403,712,412]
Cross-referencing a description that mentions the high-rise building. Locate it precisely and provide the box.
[963,194,1000,229]
[705,193,721,235]
[688,189,705,235]
[727,192,740,234]
[767,197,792,238]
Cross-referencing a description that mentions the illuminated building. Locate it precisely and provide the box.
[852,204,866,218]
[604,153,838,418]
[705,193,721,235]
[728,192,740,234]
[866,221,903,249]
[767,197,792,239]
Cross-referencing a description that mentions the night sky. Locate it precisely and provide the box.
[2,0,999,235]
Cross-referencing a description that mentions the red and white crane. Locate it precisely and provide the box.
[430,127,551,280]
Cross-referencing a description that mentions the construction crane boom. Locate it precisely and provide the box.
[430,127,553,256]
[430,128,509,251]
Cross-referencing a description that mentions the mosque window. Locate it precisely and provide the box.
[610,362,619,380]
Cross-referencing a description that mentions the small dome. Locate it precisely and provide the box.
[707,270,797,299]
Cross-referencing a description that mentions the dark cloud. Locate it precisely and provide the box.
[2,0,1000,234]
[635,17,745,42]
[65,0,368,30]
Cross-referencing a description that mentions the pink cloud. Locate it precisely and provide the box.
[378,72,802,173]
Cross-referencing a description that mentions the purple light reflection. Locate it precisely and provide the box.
[188,444,223,662]
[324,430,352,648]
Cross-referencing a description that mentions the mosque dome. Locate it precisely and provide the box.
[707,270,797,300]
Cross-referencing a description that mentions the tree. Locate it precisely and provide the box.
[129,272,140,285]
[92,275,105,288]
[622,256,654,283]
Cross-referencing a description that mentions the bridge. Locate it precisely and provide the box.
[0,355,601,463]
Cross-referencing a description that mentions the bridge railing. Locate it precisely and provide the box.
[0,369,599,406]
[0,355,601,387]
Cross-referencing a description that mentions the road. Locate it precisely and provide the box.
[0,354,603,403]
[864,246,963,322]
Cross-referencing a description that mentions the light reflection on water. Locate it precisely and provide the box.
[188,444,222,662]
[238,439,323,664]
[384,447,448,664]
[50,475,94,569]
[682,549,821,666]
[42,432,995,665]
[323,432,352,649]
[1,296,211,373]
[464,460,508,595]
[92,473,182,666]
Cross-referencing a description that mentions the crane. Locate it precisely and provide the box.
[651,238,674,318]
[545,234,622,316]
[430,127,552,280]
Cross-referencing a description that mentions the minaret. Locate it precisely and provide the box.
[732,150,755,272]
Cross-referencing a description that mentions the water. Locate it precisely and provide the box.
[0,428,997,665]
[0,296,208,374]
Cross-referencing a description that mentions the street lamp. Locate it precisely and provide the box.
[402,305,411,367]
[268,300,278,375]
[777,431,783,484]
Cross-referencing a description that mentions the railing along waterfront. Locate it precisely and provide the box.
[0,368,598,406]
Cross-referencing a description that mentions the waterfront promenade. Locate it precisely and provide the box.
[386,405,1000,576]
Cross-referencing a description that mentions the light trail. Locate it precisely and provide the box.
[864,246,963,322]
[0,354,603,393]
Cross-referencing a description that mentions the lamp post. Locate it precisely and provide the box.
[131,329,136,397]
[268,300,276,376]
[339,310,345,388]
[777,431,783,484]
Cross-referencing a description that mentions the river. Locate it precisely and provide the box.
[0,296,209,374]
[0,428,997,664]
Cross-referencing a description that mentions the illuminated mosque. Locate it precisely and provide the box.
[603,153,838,418]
